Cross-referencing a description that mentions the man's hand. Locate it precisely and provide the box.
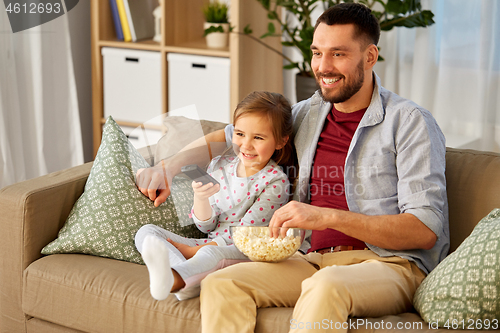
[268,201,330,237]
[136,162,172,207]
[270,201,438,251]
[167,239,217,259]
[135,129,227,208]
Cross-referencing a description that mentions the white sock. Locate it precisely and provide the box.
[141,235,174,301]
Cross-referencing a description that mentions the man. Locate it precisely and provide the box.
[137,3,449,332]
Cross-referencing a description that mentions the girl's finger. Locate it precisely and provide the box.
[200,182,217,190]
[199,184,220,194]
[191,181,203,189]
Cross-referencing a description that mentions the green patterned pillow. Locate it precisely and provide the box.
[414,208,500,328]
[42,117,205,264]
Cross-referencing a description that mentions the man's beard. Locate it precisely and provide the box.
[316,59,364,104]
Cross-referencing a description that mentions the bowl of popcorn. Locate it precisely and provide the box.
[230,226,306,263]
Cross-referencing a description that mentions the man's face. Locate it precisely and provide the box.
[311,23,367,106]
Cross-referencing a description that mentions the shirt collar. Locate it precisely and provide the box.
[359,72,385,128]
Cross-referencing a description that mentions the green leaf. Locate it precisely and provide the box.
[281,41,295,47]
[386,0,424,15]
[203,25,224,37]
[280,1,298,9]
[408,0,423,12]
[299,26,315,44]
[267,22,276,34]
[260,22,278,39]
[243,24,253,35]
[380,10,435,30]
[257,0,271,11]
[386,0,409,15]
[371,10,384,21]
[283,62,299,70]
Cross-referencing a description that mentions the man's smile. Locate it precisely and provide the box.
[322,77,341,85]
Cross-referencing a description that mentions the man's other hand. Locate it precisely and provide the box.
[136,163,172,207]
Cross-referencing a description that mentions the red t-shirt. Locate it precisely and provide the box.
[308,105,367,252]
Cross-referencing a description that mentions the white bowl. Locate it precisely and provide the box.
[230,226,306,263]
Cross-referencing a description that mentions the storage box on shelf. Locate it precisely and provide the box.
[102,47,162,124]
[168,53,230,124]
[91,0,284,156]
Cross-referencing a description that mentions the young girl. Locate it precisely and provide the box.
[135,91,293,301]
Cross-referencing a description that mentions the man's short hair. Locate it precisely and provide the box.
[315,2,380,47]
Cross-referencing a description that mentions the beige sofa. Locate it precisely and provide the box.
[1,145,500,333]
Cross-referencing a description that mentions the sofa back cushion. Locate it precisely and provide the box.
[445,148,500,253]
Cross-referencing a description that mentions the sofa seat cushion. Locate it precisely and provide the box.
[23,254,201,333]
[23,255,486,333]
[347,313,484,333]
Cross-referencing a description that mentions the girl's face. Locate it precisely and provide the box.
[232,113,286,177]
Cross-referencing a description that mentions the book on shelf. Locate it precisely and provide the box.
[115,0,132,42]
[124,0,156,42]
[109,0,124,41]
[122,0,136,42]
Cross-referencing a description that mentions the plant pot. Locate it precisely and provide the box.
[295,73,319,102]
[204,22,229,49]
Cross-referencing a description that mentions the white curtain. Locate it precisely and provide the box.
[0,8,83,188]
[375,0,500,153]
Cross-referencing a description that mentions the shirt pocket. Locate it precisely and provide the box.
[351,152,397,200]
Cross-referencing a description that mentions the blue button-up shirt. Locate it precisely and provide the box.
[226,73,449,273]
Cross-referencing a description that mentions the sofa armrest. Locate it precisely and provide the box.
[0,162,92,332]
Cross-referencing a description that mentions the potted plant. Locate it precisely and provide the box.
[237,0,435,100]
[203,0,230,48]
